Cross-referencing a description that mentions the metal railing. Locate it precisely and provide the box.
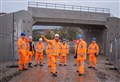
[28,2,110,13]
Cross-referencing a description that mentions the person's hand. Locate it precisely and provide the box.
[41,35,45,40]
[95,53,98,57]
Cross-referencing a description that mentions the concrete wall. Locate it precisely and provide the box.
[0,13,14,62]
[13,10,33,37]
[106,17,120,42]
[28,7,110,26]
[0,10,33,62]
[13,10,33,60]
[82,28,106,55]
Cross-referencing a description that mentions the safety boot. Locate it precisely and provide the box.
[28,63,33,68]
[52,74,57,77]
[79,74,84,76]
[34,64,38,67]
[88,66,92,68]
[76,70,79,72]
[59,64,62,66]
[64,64,67,66]
[40,63,43,66]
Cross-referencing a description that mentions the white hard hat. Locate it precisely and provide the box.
[29,36,32,39]
[39,38,42,41]
[55,34,59,37]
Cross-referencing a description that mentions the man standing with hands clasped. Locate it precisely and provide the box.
[88,38,99,69]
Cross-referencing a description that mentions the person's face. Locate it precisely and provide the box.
[92,40,96,43]
[39,41,42,43]
[29,38,32,42]
[63,41,66,44]
[55,36,59,41]
[21,36,25,39]
[79,38,82,41]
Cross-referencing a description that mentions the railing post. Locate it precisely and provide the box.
[102,9,105,13]
[37,2,38,7]
[79,6,81,11]
[55,4,56,9]
[88,7,89,12]
[108,9,110,13]
[46,3,47,8]
[28,1,30,7]
[72,6,73,10]
[64,4,65,10]
[95,8,97,12]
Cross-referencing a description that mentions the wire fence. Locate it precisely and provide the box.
[107,37,120,72]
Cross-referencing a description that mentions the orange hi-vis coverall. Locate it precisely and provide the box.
[24,37,29,64]
[46,44,52,67]
[42,36,60,74]
[60,43,69,65]
[74,44,78,65]
[88,42,99,68]
[35,42,44,65]
[27,42,35,63]
[17,37,28,70]
[76,40,87,74]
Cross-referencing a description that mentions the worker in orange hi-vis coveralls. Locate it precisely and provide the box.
[27,36,35,68]
[59,39,69,66]
[21,34,29,65]
[41,34,60,77]
[75,35,87,76]
[46,44,52,67]
[73,41,79,66]
[88,38,99,69]
[17,32,28,71]
[34,38,44,66]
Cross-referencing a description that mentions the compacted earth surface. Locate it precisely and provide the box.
[0,53,120,82]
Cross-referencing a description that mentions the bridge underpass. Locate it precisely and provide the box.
[33,22,107,55]
[0,2,120,82]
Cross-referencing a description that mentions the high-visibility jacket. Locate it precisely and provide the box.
[24,37,29,50]
[17,37,28,54]
[46,44,50,55]
[88,42,99,54]
[36,42,44,54]
[60,43,69,56]
[76,40,87,60]
[43,36,60,56]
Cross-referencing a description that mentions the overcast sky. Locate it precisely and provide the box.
[0,0,120,18]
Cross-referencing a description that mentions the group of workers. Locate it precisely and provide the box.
[17,32,99,77]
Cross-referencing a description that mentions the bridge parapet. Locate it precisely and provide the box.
[28,2,110,14]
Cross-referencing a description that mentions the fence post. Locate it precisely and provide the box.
[115,38,117,68]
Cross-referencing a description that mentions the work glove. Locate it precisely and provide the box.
[95,53,98,57]
[74,53,77,58]
[41,35,45,40]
